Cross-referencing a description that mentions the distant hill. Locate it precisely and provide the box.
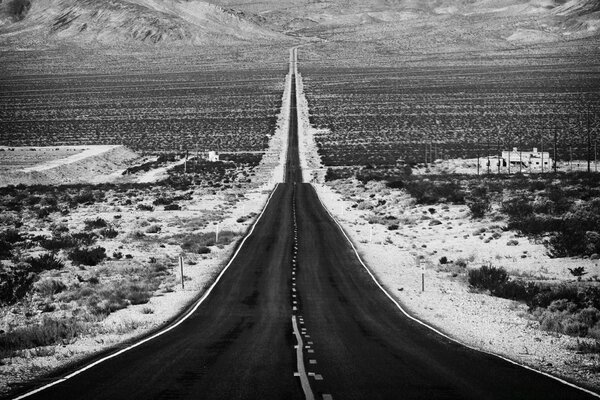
[0,0,284,47]
[205,0,600,44]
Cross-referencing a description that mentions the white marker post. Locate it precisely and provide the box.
[417,256,424,292]
[179,256,184,289]
[369,225,373,243]
[215,222,220,244]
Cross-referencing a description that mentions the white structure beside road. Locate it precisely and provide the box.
[479,147,552,172]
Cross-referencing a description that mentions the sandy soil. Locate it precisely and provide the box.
[0,147,85,172]
[0,146,140,187]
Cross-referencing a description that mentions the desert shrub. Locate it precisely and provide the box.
[65,279,158,316]
[178,230,238,253]
[68,247,106,266]
[197,246,211,254]
[72,190,95,205]
[145,225,161,234]
[467,196,491,219]
[27,253,65,272]
[494,280,539,303]
[0,263,36,305]
[546,187,573,214]
[501,195,534,219]
[137,204,154,211]
[100,227,119,239]
[34,278,67,297]
[71,232,97,246]
[40,235,76,251]
[547,230,586,258]
[439,256,448,265]
[572,340,600,353]
[509,215,562,236]
[0,317,87,358]
[35,206,56,219]
[528,180,547,192]
[164,204,181,211]
[84,218,108,230]
[468,265,509,295]
[0,230,20,258]
[404,179,464,204]
[528,284,581,310]
[387,224,399,231]
[0,240,12,259]
[537,306,600,337]
[153,196,173,206]
[121,282,154,305]
[465,186,491,219]
[386,180,405,189]
[0,229,23,244]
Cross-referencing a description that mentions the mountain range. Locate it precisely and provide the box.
[0,0,598,48]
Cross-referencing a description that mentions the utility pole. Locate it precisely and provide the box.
[553,118,557,173]
[477,132,480,176]
[587,104,592,173]
[541,136,544,174]
[487,134,491,174]
[508,135,511,175]
[497,135,501,174]
[570,144,573,172]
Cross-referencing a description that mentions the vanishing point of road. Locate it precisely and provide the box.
[10,51,599,400]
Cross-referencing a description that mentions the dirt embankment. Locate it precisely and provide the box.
[0,145,139,187]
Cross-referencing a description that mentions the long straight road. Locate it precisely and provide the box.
[10,55,600,400]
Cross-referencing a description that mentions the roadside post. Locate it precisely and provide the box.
[369,225,373,243]
[417,256,424,292]
[215,222,220,243]
[179,256,184,289]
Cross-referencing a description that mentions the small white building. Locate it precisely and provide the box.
[501,147,552,171]
[207,151,219,162]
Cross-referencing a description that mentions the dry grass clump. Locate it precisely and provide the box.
[60,273,164,317]
[176,230,240,254]
[0,317,89,358]
[68,246,106,266]
[469,265,600,340]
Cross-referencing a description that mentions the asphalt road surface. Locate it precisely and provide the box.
[10,71,600,400]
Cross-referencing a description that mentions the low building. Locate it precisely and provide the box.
[207,151,219,162]
[500,147,552,171]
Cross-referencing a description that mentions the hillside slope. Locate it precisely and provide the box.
[0,0,284,47]
[205,0,600,45]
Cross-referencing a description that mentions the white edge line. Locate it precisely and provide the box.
[292,316,315,400]
[313,185,600,399]
[13,183,282,400]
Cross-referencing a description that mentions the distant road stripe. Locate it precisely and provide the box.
[292,315,315,400]
[13,184,281,400]
[314,185,600,399]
